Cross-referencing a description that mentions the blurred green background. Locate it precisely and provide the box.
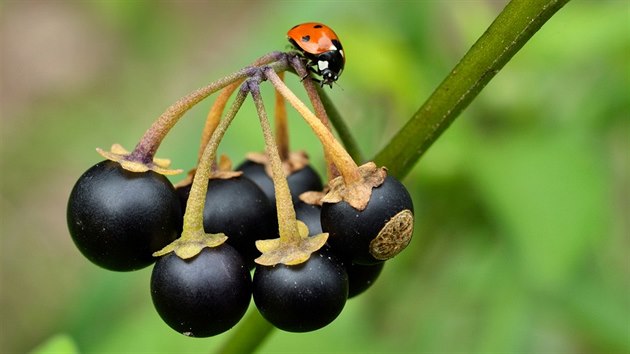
[1,1,628,353]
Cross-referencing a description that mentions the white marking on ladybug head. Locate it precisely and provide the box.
[318,60,329,71]
[329,44,337,51]
[339,49,344,57]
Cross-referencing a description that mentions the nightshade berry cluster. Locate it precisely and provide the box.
[67,25,414,338]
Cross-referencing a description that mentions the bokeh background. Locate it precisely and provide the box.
[1,1,628,353]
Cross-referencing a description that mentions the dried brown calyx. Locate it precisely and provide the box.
[245,150,312,178]
[97,144,183,175]
[321,162,387,210]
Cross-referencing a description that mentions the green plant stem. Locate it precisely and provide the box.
[215,309,274,354]
[373,0,572,179]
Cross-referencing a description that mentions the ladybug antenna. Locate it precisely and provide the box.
[332,81,344,91]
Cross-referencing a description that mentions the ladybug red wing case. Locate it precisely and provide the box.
[288,22,342,54]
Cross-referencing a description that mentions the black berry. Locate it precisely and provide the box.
[150,244,252,337]
[67,160,182,271]
[347,262,384,298]
[321,175,414,265]
[253,248,348,332]
[237,159,322,205]
[176,176,277,267]
[294,201,322,236]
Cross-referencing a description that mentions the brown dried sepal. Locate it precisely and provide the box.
[153,229,227,259]
[320,162,387,211]
[173,156,242,190]
[254,221,328,266]
[96,144,183,175]
[298,185,329,206]
[211,154,243,180]
[174,168,195,189]
[246,150,310,177]
[298,191,325,206]
[369,209,414,261]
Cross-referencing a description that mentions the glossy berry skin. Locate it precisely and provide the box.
[294,201,322,236]
[288,22,345,87]
[347,262,384,299]
[237,160,322,206]
[294,200,384,298]
[176,176,276,267]
[321,175,414,265]
[150,244,252,337]
[67,160,181,271]
[253,249,348,332]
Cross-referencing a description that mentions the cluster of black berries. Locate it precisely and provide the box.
[66,52,414,337]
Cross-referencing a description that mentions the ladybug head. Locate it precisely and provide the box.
[315,50,345,88]
[320,69,339,88]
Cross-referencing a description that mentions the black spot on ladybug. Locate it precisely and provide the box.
[313,24,323,28]
[301,35,310,42]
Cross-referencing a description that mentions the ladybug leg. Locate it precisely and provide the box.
[299,62,322,85]
[300,74,322,85]
[291,55,324,85]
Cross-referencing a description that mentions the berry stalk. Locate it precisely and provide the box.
[153,84,249,259]
[290,56,332,130]
[124,51,286,168]
[198,82,241,163]
[249,76,328,266]
[183,86,248,235]
[128,67,255,165]
[249,81,300,243]
[274,71,290,161]
[265,68,362,186]
[315,85,365,163]
[289,56,339,180]
[197,53,286,163]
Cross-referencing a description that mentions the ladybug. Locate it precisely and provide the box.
[287,22,345,88]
